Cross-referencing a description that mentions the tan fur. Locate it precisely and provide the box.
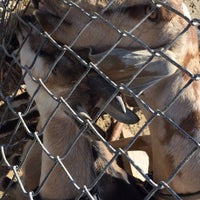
[14,3,138,199]
[33,0,200,195]
[9,0,199,199]
[16,36,96,199]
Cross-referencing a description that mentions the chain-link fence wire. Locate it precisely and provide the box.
[0,0,200,199]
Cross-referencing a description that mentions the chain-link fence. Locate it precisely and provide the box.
[0,0,200,199]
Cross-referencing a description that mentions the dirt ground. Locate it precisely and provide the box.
[184,0,200,18]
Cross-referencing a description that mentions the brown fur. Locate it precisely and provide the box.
[7,2,145,199]
[8,0,200,198]
[32,0,200,195]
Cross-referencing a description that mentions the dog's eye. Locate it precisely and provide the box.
[145,5,158,21]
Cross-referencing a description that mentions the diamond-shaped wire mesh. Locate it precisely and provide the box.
[0,0,200,199]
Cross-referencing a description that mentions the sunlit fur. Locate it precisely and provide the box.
[34,0,200,195]
[3,0,198,199]
[10,1,149,199]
